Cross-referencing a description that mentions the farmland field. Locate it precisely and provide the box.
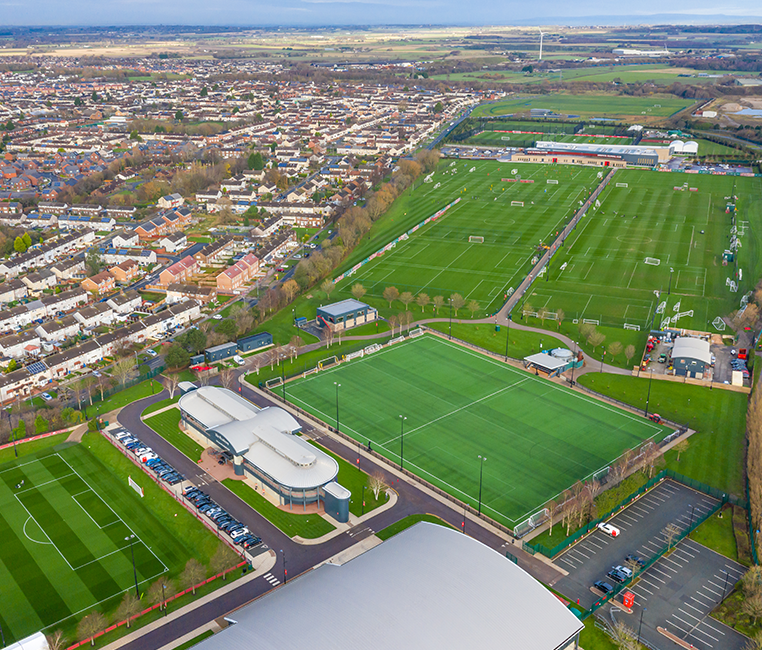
[286,334,671,527]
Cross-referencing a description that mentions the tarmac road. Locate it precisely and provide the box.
[114,373,561,650]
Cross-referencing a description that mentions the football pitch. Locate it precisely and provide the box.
[0,444,177,642]
[286,335,670,527]
[335,161,604,314]
[520,169,762,331]
[467,131,634,147]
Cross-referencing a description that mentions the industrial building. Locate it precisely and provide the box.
[317,298,378,332]
[191,522,584,650]
[670,337,712,379]
[178,386,349,520]
[514,141,668,167]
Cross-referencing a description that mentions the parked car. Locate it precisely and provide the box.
[594,580,614,594]
[147,349,158,357]
[213,314,223,320]
[647,413,662,424]
[607,568,628,583]
[41,392,53,401]
[625,554,646,568]
[233,355,245,366]
[613,565,633,579]
[597,522,620,537]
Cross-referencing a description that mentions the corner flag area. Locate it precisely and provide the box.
[287,335,671,528]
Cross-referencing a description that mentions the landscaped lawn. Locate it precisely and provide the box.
[91,379,163,417]
[144,408,206,461]
[222,479,335,539]
[690,505,739,562]
[577,374,747,497]
[143,394,181,416]
[0,433,70,465]
[376,513,454,540]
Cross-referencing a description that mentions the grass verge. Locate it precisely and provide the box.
[376,513,454,540]
[144,408,205,462]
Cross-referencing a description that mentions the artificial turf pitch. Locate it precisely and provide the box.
[286,335,670,528]
[335,161,604,314]
[0,444,175,642]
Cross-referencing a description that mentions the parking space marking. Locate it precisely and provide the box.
[584,539,606,550]
[692,592,716,605]
[619,513,640,524]
[707,579,726,590]
[639,577,662,589]
[646,569,668,582]
[559,558,577,568]
[662,556,684,569]
[570,548,592,560]
[700,585,723,598]
[675,547,696,559]
[690,626,720,642]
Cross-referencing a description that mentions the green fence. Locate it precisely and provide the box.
[529,469,745,559]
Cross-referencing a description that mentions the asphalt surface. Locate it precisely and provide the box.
[617,538,747,650]
[115,374,562,650]
[553,479,720,608]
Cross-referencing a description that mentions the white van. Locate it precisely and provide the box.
[233,355,245,366]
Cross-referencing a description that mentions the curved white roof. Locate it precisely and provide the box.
[672,337,712,365]
[190,522,584,650]
[178,386,259,429]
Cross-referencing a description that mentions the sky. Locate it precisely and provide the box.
[1,0,762,26]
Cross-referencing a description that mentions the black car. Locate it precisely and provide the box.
[607,568,627,584]
[625,554,646,568]
[241,536,262,549]
[594,580,614,594]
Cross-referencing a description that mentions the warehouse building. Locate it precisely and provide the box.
[178,386,349,520]
[317,298,378,332]
[670,337,712,378]
[191,522,584,650]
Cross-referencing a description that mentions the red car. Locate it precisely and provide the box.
[739,348,748,360]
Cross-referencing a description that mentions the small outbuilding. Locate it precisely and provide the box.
[523,349,581,378]
[237,332,273,353]
[317,298,378,332]
[670,337,712,378]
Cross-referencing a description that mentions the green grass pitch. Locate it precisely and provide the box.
[517,169,762,331]
[334,161,604,314]
[466,131,633,147]
[286,335,670,527]
[0,443,187,643]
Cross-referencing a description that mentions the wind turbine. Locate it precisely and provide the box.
[538,27,545,61]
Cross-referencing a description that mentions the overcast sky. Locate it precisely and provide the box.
[2,0,761,26]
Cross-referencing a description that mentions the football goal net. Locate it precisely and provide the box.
[616,182,628,188]
[469,235,485,243]
[644,257,661,266]
[302,367,318,378]
[546,179,559,184]
[623,323,641,331]
[345,350,364,362]
[511,201,524,207]
[266,376,283,389]
[318,356,339,369]
[364,343,383,355]
[409,328,425,338]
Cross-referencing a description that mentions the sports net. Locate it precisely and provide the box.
[511,201,524,207]
[712,316,726,331]
[265,376,283,388]
[318,356,339,369]
[623,323,641,331]
[345,350,364,361]
[389,336,406,345]
[582,318,599,325]
[616,182,628,188]
[546,179,559,184]
[409,328,424,338]
[529,508,549,527]
[644,257,661,266]
[364,343,382,355]
[469,236,485,243]
[303,368,318,378]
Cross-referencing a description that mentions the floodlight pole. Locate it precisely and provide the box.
[638,607,647,642]
[162,583,167,616]
[722,570,729,598]
[7,410,16,458]
[399,415,407,470]
[569,341,577,386]
[668,267,674,295]
[477,455,487,515]
[334,382,340,433]
[448,299,453,340]
[280,549,287,584]
[600,351,605,372]
[361,485,366,516]
[125,535,139,597]
[689,504,695,530]
[644,368,654,418]
[504,318,510,362]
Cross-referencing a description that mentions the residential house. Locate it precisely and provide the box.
[74,303,114,329]
[0,330,42,359]
[81,271,116,295]
[158,193,184,209]
[35,315,80,343]
[166,284,217,305]
[45,339,103,380]
[159,232,187,253]
[106,290,142,316]
[108,259,140,284]
[159,255,199,286]
[51,258,85,281]
[195,237,235,266]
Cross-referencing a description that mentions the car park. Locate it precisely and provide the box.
[625,554,645,568]
[594,580,614,594]
[606,568,628,583]
[597,522,620,537]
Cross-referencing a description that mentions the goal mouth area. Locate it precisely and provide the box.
[468,236,485,243]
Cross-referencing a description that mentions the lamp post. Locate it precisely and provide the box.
[361,485,366,516]
[638,607,647,642]
[125,535,139,597]
[477,455,487,515]
[722,570,729,599]
[504,315,511,362]
[600,351,605,372]
[668,267,674,295]
[334,382,340,432]
[162,583,167,616]
[689,504,695,530]
[644,368,654,418]
[448,298,453,340]
[569,341,577,386]
[399,415,407,470]
[280,549,287,584]
[7,410,16,458]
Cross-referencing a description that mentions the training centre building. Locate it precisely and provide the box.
[178,386,350,521]
[192,522,584,650]
[513,141,668,167]
[317,298,378,332]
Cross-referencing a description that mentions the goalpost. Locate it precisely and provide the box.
[409,328,424,338]
[511,201,524,207]
[318,356,339,370]
[644,257,661,266]
[616,182,628,188]
[546,179,559,184]
[266,376,283,389]
[469,236,484,243]
[128,476,144,498]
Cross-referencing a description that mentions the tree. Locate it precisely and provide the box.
[174,110,184,121]
[248,152,264,170]
[432,295,444,314]
[164,343,190,370]
[22,232,31,248]
[608,341,623,360]
[433,101,444,113]
[674,439,690,461]
[45,630,67,650]
[180,558,206,595]
[538,307,548,326]
[85,249,104,276]
[625,344,636,366]
[112,357,136,388]
[368,472,388,499]
[383,286,399,308]
[77,611,107,646]
[182,328,207,354]
[146,577,175,610]
[282,279,299,303]
[216,319,238,341]
[351,283,367,301]
[579,322,595,340]
[289,335,304,358]
[743,595,762,626]
[399,291,414,310]
[555,308,565,331]
[115,592,141,628]
[467,300,480,319]
[210,542,238,579]
[320,278,335,299]
[610,621,639,650]
[13,235,26,253]
[220,368,236,391]
[416,293,430,312]
[662,522,681,550]
[743,566,762,600]
[387,314,398,336]
[450,293,465,316]
[588,330,606,352]
[400,310,413,332]
[546,499,558,536]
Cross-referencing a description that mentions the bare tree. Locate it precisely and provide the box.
[194,367,210,387]
[164,373,180,398]
[399,291,414,310]
[45,630,67,650]
[383,286,399,308]
[450,293,465,316]
[180,558,207,595]
[556,308,565,331]
[320,278,336,299]
[282,279,299,303]
[387,314,398,336]
[625,557,643,577]
[351,283,367,301]
[611,621,639,650]
[220,368,236,391]
[662,522,681,550]
[210,542,238,579]
[146,576,175,610]
[77,611,107,646]
[588,330,606,353]
[538,307,548,326]
[625,344,636,366]
[546,499,558,536]
[416,292,430,312]
[674,439,690,462]
[115,592,141,628]
[112,357,137,388]
[400,310,413,332]
[289,335,304,358]
[432,295,444,315]
[368,472,388,500]
[608,341,623,361]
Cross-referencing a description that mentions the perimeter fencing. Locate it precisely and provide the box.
[527,469,746,560]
